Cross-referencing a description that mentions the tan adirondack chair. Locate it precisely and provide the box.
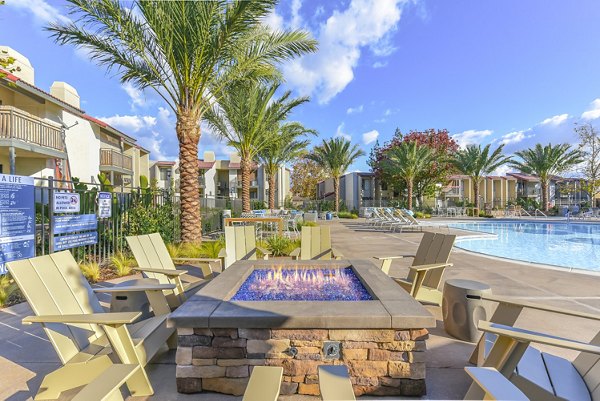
[468,295,600,401]
[242,366,283,401]
[126,233,220,308]
[219,225,271,269]
[7,251,176,400]
[374,232,455,306]
[290,226,343,260]
[318,365,356,400]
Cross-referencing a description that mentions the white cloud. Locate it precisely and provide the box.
[384,108,393,116]
[362,129,379,144]
[6,0,70,24]
[335,122,352,141]
[346,105,364,114]
[290,0,303,29]
[452,129,493,148]
[97,114,157,133]
[281,0,409,103]
[540,113,569,126]
[499,130,532,146]
[122,82,148,109]
[372,61,388,69]
[581,99,600,120]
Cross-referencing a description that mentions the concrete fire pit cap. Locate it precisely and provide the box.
[168,259,435,329]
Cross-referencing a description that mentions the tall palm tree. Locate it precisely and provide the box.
[307,137,365,212]
[204,81,309,212]
[450,144,511,214]
[511,143,584,211]
[258,122,315,209]
[48,0,317,243]
[382,141,435,210]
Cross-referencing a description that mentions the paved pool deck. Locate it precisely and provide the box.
[1,218,599,400]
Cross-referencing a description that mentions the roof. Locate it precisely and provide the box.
[154,161,176,166]
[198,160,216,169]
[228,162,241,169]
[507,172,540,182]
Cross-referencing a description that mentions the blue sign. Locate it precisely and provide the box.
[98,192,112,218]
[53,214,98,235]
[53,232,98,252]
[0,174,35,274]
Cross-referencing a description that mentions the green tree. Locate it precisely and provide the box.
[575,123,600,201]
[449,144,511,214]
[257,122,314,209]
[511,143,584,211]
[306,137,365,212]
[204,81,309,212]
[48,0,317,243]
[381,141,435,210]
[290,157,327,199]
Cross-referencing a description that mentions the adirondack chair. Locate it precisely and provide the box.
[242,366,283,401]
[126,233,220,308]
[468,295,600,401]
[7,251,176,400]
[373,232,455,306]
[290,226,343,260]
[318,365,356,400]
[219,225,271,269]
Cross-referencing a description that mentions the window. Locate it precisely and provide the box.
[160,168,170,180]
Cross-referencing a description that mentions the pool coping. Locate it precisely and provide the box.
[168,259,436,329]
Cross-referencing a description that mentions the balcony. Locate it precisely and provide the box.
[0,105,66,158]
[99,148,133,174]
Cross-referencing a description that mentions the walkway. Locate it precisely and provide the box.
[1,218,598,400]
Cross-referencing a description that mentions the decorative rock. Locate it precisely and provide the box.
[410,328,429,340]
[380,340,416,351]
[193,328,213,336]
[341,341,378,349]
[177,328,194,336]
[217,347,246,359]
[272,329,328,341]
[226,365,249,378]
[217,359,265,367]
[177,365,226,378]
[192,358,216,366]
[179,334,211,347]
[400,378,427,396]
[238,328,270,340]
[380,377,402,387]
[280,382,299,395]
[247,339,290,354]
[176,347,192,365]
[342,348,368,360]
[290,375,305,383]
[368,349,406,361]
[406,351,426,363]
[347,360,388,377]
[298,383,320,396]
[351,376,379,386]
[202,377,248,396]
[389,361,426,379]
[212,337,247,348]
[192,346,217,359]
[394,330,411,341]
[176,377,202,393]
[291,340,322,347]
[211,329,238,338]
[329,329,394,342]
[304,374,319,384]
[281,359,320,376]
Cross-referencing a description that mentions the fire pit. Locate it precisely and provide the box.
[169,259,435,397]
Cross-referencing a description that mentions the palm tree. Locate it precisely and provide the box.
[258,123,315,209]
[449,144,511,214]
[48,0,317,243]
[382,141,435,210]
[307,137,365,212]
[204,81,310,212]
[511,143,584,211]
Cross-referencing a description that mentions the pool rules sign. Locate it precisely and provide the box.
[0,174,35,275]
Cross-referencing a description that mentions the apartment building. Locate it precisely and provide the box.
[316,172,376,210]
[150,151,291,205]
[442,174,518,208]
[0,46,150,188]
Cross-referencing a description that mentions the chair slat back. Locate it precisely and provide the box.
[574,330,600,399]
[422,234,455,288]
[406,232,436,282]
[126,233,175,283]
[224,226,258,268]
[7,251,104,364]
[300,226,332,260]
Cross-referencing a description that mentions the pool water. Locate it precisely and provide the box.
[449,222,600,271]
[231,267,373,301]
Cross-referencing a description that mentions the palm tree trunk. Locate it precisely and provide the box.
[241,157,252,212]
[473,178,479,216]
[542,181,548,211]
[268,173,276,210]
[176,110,202,244]
[407,180,413,210]
[334,176,340,213]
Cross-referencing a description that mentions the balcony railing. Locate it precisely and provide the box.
[99,148,132,172]
[0,105,65,152]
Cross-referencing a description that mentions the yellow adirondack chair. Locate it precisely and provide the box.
[242,366,283,401]
[219,225,271,269]
[290,226,343,260]
[126,233,220,308]
[374,232,455,306]
[469,295,600,401]
[7,251,176,400]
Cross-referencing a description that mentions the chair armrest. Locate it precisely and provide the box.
[372,255,415,260]
[173,257,220,263]
[218,249,227,258]
[289,248,301,258]
[23,312,141,326]
[256,246,271,256]
[133,267,187,277]
[410,262,453,272]
[478,321,600,355]
[464,367,528,401]
[331,248,343,259]
[480,294,600,321]
[93,284,176,293]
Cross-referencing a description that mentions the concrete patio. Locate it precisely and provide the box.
[1,218,599,400]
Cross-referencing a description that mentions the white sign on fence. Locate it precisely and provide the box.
[98,192,112,218]
[53,192,81,213]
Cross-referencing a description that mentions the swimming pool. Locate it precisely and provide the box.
[449,221,600,271]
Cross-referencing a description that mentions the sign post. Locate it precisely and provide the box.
[0,174,35,274]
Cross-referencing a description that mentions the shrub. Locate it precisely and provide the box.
[414,211,425,218]
[0,274,17,307]
[80,262,101,283]
[303,221,318,227]
[265,235,291,256]
[338,212,358,219]
[110,252,136,277]
[199,238,225,258]
[178,243,204,259]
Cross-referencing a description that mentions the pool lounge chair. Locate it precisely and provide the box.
[469,294,600,401]
[243,366,283,401]
[374,232,455,306]
[7,251,176,400]
[220,225,271,269]
[290,225,343,260]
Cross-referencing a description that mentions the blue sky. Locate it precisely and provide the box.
[2,0,600,173]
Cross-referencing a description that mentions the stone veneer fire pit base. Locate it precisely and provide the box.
[169,259,436,397]
[176,327,428,397]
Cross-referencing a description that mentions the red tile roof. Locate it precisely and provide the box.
[198,160,215,169]
[507,172,540,182]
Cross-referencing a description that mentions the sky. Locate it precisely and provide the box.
[2,0,600,173]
